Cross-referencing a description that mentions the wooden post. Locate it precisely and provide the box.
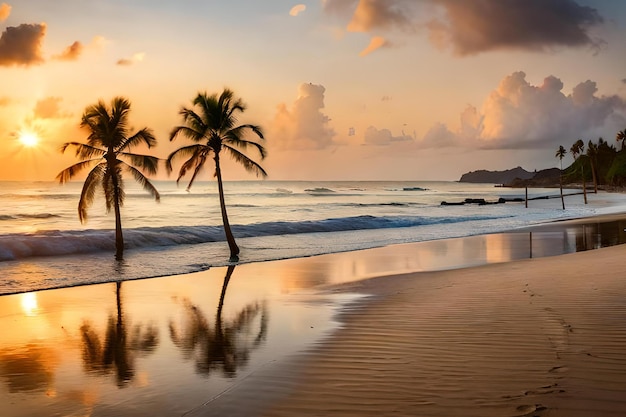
[525,187,528,208]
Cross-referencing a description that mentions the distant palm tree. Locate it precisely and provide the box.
[555,145,566,210]
[57,97,160,260]
[570,139,587,204]
[587,140,599,193]
[167,89,267,261]
[616,129,626,151]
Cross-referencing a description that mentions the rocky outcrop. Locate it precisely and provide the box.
[459,167,534,184]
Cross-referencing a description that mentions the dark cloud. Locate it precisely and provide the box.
[53,41,83,61]
[325,0,605,56]
[0,23,46,66]
[622,78,626,84]
[430,0,605,55]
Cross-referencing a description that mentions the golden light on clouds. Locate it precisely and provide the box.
[0,2,10,21]
[359,36,388,57]
[289,4,306,16]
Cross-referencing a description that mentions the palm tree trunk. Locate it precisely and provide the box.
[214,154,240,260]
[112,176,124,260]
[581,166,588,204]
[559,163,565,210]
[590,160,598,193]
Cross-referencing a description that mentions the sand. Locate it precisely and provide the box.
[192,243,626,416]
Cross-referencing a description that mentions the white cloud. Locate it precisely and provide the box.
[271,83,336,150]
[419,71,626,150]
[363,126,413,145]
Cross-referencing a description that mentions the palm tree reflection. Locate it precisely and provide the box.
[169,265,268,377]
[80,282,159,387]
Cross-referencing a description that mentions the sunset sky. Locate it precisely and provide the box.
[1,0,625,181]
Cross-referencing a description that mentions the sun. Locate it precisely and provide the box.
[18,131,40,147]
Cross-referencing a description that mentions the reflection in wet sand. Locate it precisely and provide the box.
[80,282,159,387]
[170,266,269,377]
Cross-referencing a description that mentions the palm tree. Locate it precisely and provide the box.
[587,140,599,193]
[570,139,587,204]
[616,129,626,151]
[167,89,267,261]
[57,97,160,260]
[555,145,566,210]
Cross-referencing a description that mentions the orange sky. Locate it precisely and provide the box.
[1,0,625,181]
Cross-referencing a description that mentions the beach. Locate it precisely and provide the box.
[1,211,626,416]
[186,221,626,417]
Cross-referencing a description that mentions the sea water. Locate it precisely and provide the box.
[0,180,621,294]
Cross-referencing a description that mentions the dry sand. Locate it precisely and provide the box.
[193,243,626,417]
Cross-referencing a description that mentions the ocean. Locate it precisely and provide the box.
[0,180,619,295]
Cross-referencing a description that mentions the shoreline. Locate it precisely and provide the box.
[192,234,626,417]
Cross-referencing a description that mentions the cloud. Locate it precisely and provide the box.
[53,41,83,61]
[0,23,46,66]
[34,97,70,119]
[428,0,605,55]
[420,71,626,150]
[289,4,306,16]
[420,122,457,148]
[359,36,390,56]
[363,126,413,145]
[324,0,604,56]
[0,3,10,21]
[345,0,413,32]
[116,52,145,66]
[0,96,10,106]
[272,83,336,150]
[622,78,626,84]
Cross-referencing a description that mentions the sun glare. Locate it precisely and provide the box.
[19,131,40,147]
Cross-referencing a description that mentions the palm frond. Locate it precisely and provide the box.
[120,152,160,176]
[170,125,205,143]
[60,142,106,160]
[122,162,161,202]
[119,128,157,151]
[56,159,101,184]
[166,144,207,173]
[224,129,267,159]
[185,154,208,190]
[224,145,267,177]
[78,163,106,223]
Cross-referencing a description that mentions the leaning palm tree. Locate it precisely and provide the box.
[570,139,587,204]
[616,129,626,151]
[167,89,267,261]
[57,97,160,260]
[555,145,566,210]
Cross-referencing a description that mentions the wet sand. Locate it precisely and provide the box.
[194,221,626,416]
